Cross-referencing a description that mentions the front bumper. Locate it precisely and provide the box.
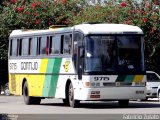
[74,87,146,101]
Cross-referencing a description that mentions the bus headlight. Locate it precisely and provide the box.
[91,82,96,86]
[96,82,100,86]
[85,82,90,87]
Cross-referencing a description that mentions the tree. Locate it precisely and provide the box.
[72,1,160,72]
[0,0,159,75]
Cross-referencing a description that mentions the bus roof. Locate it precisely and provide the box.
[9,27,72,37]
[10,23,143,37]
[74,23,143,35]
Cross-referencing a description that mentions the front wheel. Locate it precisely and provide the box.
[118,100,129,108]
[68,82,80,108]
[62,98,69,106]
[158,92,160,102]
[23,81,41,105]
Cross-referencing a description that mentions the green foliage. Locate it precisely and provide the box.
[0,28,10,60]
[0,0,159,72]
[1,0,83,29]
[72,1,160,72]
[0,0,84,60]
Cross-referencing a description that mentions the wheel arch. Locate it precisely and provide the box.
[65,79,71,98]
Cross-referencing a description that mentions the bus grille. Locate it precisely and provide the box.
[103,82,132,87]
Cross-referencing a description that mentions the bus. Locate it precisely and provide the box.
[8,23,146,108]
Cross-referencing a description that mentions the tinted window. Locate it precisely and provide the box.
[147,73,160,82]
[22,38,29,56]
[50,35,61,54]
[117,36,142,71]
[30,37,37,56]
[85,36,115,72]
[39,37,47,55]
[11,39,17,56]
[73,32,83,70]
[63,34,72,54]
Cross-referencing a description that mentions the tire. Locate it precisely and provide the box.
[62,99,69,106]
[158,92,160,102]
[23,81,41,105]
[118,100,129,108]
[138,97,148,101]
[68,82,80,108]
[143,97,148,101]
[62,84,70,106]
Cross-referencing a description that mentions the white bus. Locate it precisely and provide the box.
[8,23,146,107]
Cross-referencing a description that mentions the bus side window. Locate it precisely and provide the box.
[69,34,72,54]
[22,38,29,56]
[38,36,49,55]
[73,32,81,70]
[50,35,61,54]
[39,36,47,55]
[63,34,70,54]
[46,36,49,55]
[11,39,17,56]
[30,37,37,56]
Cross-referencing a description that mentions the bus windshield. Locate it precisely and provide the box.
[84,35,144,73]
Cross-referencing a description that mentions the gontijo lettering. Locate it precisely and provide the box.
[21,62,38,70]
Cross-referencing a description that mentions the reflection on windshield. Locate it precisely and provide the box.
[117,36,142,71]
[84,35,144,73]
[85,36,116,72]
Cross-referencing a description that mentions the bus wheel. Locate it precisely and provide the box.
[62,99,69,106]
[23,81,41,105]
[68,83,79,108]
[158,92,160,102]
[33,97,41,105]
[118,100,129,108]
[62,83,70,106]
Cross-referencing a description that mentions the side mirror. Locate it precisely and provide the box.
[80,48,84,58]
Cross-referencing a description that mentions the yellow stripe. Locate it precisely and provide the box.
[133,75,144,82]
[30,59,48,96]
[40,59,48,73]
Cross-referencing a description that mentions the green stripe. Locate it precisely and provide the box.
[42,59,55,97]
[48,58,62,97]
[116,75,126,82]
[124,75,135,82]
[42,58,62,97]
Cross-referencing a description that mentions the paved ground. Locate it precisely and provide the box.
[0,96,160,114]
